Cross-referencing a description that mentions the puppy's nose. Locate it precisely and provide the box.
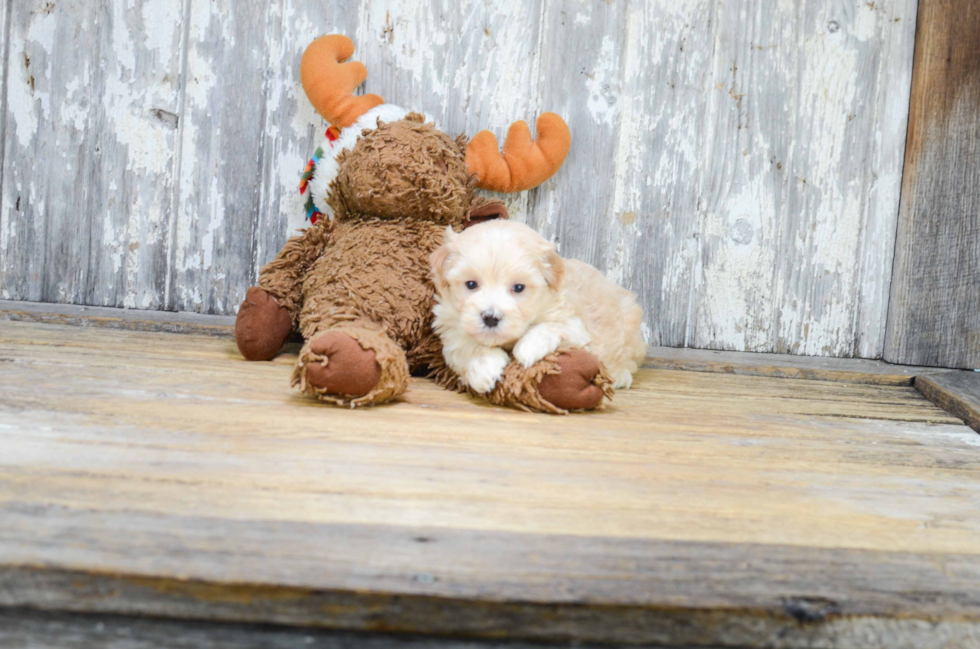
[481,312,501,329]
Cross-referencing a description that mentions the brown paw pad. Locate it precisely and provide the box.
[305,332,382,397]
[235,287,293,361]
[538,349,604,411]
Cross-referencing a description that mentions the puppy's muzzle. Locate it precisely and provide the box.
[481,312,501,329]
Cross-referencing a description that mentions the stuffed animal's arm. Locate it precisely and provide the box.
[257,222,333,324]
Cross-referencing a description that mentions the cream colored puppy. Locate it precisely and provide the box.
[431,220,647,394]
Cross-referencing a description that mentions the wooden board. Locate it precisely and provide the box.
[531,0,918,357]
[0,0,8,220]
[0,300,954,387]
[644,345,949,386]
[0,0,918,360]
[0,0,184,309]
[884,0,980,370]
[1,320,979,647]
[690,0,917,358]
[0,299,235,336]
[0,609,714,649]
[916,371,980,433]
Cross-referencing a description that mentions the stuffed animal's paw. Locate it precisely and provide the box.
[538,349,609,411]
[483,348,613,415]
[302,331,382,397]
[235,287,293,361]
[292,327,411,407]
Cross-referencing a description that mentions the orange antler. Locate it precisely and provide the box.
[465,113,571,193]
[300,35,384,129]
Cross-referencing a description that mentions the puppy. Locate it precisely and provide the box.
[431,220,647,394]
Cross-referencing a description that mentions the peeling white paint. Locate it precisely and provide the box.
[584,36,620,127]
[697,176,778,352]
[2,0,917,358]
[854,3,878,42]
[60,76,88,130]
[8,12,56,148]
[605,11,641,288]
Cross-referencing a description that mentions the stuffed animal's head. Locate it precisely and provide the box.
[299,35,570,228]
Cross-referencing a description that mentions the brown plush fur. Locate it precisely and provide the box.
[236,114,612,411]
[432,349,613,415]
[329,115,472,225]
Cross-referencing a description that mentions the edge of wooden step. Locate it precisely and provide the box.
[641,345,957,387]
[0,299,235,337]
[1,299,967,390]
[915,372,980,433]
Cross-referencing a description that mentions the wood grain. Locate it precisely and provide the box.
[0,299,235,336]
[0,0,8,232]
[0,0,919,360]
[644,345,950,386]
[884,0,980,369]
[171,0,282,313]
[691,0,917,357]
[1,321,979,646]
[0,0,184,309]
[1,609,713,649]
[916,371,980,433]
[0,300,957,388]
[4,537,980,648]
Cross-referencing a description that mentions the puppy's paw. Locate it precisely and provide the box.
[514,327,561,368]
[611,368,634,389]
[466,349,509,393]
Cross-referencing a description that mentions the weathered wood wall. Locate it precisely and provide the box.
[884,0,980,370]
[0,0,918,358]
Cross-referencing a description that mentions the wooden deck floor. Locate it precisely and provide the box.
[2,319,980,648]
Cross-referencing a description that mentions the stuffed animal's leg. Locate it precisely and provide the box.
[292,326,410,407]
[235,224,332,361]
[487,349,614,415]
[429,346,613,414]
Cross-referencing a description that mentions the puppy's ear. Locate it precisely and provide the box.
[430,227,457,289]
[541,244,565,291]
[464,199,508,229]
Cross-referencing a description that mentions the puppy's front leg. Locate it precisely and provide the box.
[514,319,590,368]
[464,346,510,393]
[439,325,510,393]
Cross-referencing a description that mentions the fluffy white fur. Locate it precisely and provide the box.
[431,220,647,393]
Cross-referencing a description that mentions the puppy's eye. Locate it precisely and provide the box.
[513,284,525,293]
[465,280,478,290]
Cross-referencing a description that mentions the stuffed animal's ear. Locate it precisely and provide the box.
[464,200,508,229]
[430,227,457,289]
[541,245,565,291]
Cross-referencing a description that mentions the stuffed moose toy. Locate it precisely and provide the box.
[234,35,613,413]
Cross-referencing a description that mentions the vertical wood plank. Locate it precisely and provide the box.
[884,0,980,369]
[251,1,361,282]
[0,1,184,309]
[169,0,270,313]
[171,0,360,313]
[0,0,9,287]
[691,0,917,357]
[531,0,627,276]
[351,0,545,223]
[533,0,714,347]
